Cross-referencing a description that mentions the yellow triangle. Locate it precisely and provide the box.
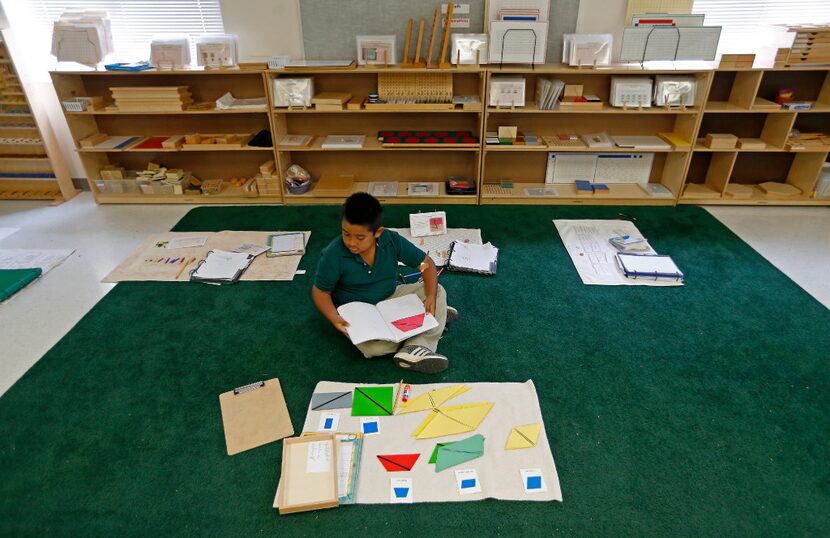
[505,423,541,450]
[398,384,469,414]
[413,402,494,439]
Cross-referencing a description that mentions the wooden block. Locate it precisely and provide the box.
[704,133,738,149]
[737,138,767,150]
[312,92,351,105]
[498,126,518,140]
[79,132,109,148]
[752,97,782,111]
[162,135,184,149]
[313,174,354,197]
[184,134,201,144]
[346,97,364,110]
[683,183,721,199]
[658,132,691,149]
[563,84,583,97]
[724,184,754,198]
[757,182,801,197]
[575,180,593,196]
[259,160,276,175]
[314,103,346,111]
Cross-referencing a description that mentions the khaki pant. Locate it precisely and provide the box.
[356,282,447,358]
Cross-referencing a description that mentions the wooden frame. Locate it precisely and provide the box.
[0,31,77,204]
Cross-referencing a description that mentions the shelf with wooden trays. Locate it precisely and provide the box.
[51,67,279,204]
[484,143,685,153]
[269,65,486,204]
[479,181,676,206]
[283,180,476,206]
[66,108,268,115]
[683,64,830,206]
[277,136,480,152]
[485,103,700,114]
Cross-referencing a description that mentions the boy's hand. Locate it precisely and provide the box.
[332,315,350,335]
[423,295,437,316]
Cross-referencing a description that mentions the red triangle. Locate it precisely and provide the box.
[391,313,425,332]
[377,453,420,472]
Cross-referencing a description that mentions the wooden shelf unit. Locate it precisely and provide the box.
[48,63,828,207]
[0,34,76,204]
[50,68,281,204]
[268,66,486,205]
[681,66,830,205]
[480,65,710,205]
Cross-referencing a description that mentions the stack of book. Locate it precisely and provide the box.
[609,235,650,253]
[109,86,193,112]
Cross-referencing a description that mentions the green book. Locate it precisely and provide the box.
[0,268,42,301]
[351,386,394,416]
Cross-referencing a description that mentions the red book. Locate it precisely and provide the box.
[134,136,168,150]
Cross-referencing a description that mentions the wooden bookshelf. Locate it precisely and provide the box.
[48,63,828,206]
[479,64,710,205]
[268,66,485,205]
[0,33,76,204]
[50,67,280,204]
[681,66,830,205]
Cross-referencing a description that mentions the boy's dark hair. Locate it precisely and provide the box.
[342,192,383,231]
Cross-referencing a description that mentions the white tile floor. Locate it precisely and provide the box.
[0,193,828,396]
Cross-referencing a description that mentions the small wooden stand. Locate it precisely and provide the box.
[438,3,454,69]
[426,7,440,68]
[402,19,413,67]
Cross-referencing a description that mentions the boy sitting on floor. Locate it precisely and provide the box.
[312,192,457,373]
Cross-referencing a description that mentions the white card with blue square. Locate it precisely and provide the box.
[360,416,380,435]
[454,469,481,495]
[390,477,413,503]
[317,412,339,432]
[521,468,547,493]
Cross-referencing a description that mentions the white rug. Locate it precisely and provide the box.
[300,380,562,504]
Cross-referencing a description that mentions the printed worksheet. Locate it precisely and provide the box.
[553,219,682,286]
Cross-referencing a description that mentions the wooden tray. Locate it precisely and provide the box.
[182,133,252,150]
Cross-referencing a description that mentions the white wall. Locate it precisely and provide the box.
[576,0,627,60]
[219,0,304,61]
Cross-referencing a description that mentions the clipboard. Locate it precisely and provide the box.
[274,433,339,515]
[218,378,294,456]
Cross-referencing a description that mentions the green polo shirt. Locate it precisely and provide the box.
[315,229,426,306]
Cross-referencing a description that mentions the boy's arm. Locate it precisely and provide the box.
[419,255,438,315]
[312,285,350,335]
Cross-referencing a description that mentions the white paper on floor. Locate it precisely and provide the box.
[300,380,562,504]
[103,231,310,282]
[389,228,482,266]
[0,249,74,274]
[553,219,682,286]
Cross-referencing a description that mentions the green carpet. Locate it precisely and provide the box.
[1,205,828,536]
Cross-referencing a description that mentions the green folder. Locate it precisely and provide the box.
[351,386,394,416]
[0,268,42,302]
[435,433,485,472]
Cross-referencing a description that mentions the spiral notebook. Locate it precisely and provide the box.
[447,241,499,275]
[616,253,684,282]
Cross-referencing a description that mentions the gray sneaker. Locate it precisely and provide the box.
[393,345,448,373]
[446,306,459,325]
